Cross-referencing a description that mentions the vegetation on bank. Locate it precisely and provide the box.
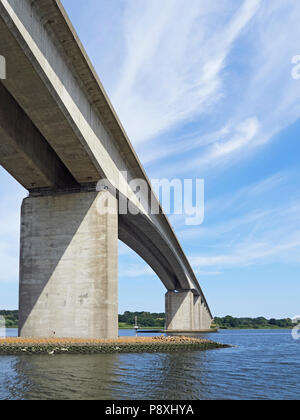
[214,316,294,330]
[0,310,294,330]
[0,310,18,328]
[119,312,165,328]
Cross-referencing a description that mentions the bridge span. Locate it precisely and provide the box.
[0,0,213,338]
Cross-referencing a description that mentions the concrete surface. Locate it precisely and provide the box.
[19,191,118,339]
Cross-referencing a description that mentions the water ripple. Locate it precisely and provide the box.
[0,329,299,400]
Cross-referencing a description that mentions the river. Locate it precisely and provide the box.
[0,329,298,400]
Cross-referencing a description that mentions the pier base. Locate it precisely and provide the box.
[165,291,194,331]
[165,291,212,331]
[19,191,118,339]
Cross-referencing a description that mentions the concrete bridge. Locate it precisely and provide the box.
[0,0,213,338]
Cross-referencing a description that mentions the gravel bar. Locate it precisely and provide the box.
[0,336,230,355]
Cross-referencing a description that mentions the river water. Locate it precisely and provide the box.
[0,329,298,400]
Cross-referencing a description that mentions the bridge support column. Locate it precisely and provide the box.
[165,291,194,331]
[166,291,212,331]
[201,301,212,330]
[19,190,118,339]
[206,309,213,329]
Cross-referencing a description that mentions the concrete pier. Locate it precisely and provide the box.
[19,191,118,339]
[166,291,212,332]
[165,291,195,331]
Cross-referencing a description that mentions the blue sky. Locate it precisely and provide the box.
[1,0,300,318]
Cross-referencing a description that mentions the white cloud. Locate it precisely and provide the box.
[190,233,300,270]
[112,0,261,144]
[186,173,300,270]
[205,171,290,216]
[124,0,300,178]
[181,208,272,242]
[78,0,300,179]
[185,117,260,172]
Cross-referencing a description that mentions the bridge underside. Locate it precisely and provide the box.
[18,190,212,338]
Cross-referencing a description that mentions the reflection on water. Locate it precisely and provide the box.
[0,329,299,400]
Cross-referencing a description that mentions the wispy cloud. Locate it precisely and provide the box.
[181,117,260,172]
[112,0,300,177]
[186,172,300,270]
[190,232,300,269]
[71,0,300,178]
[168,170,289,232]
[112,0,261,144]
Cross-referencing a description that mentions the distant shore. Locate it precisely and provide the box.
[3,325,294,331]
[1,310,295,332]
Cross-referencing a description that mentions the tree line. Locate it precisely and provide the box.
[0,310,18,328]
[214,316,294,329]
[119,311,165,328]
[0,310,294,330]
